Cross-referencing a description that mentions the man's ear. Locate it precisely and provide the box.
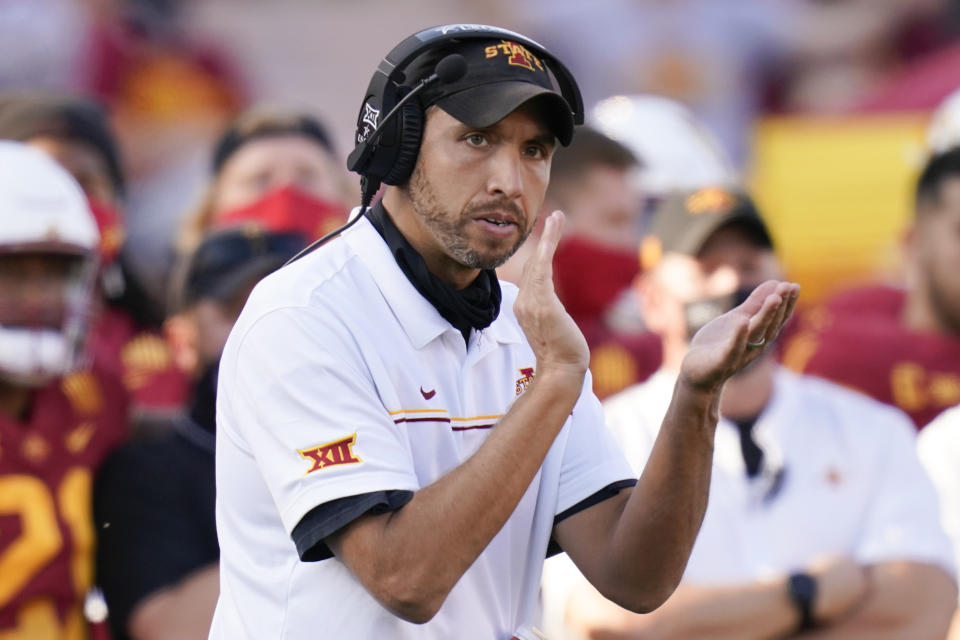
[900,219,925,282]
[639,267,697,345]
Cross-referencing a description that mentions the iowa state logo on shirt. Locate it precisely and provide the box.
[515,367,535,396]
[298,433,362,474]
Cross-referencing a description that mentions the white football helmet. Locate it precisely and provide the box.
[927,86,960,154]
[589,94,738,197]
[0,141,99,385]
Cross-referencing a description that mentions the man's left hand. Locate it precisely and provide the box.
[680,280,800,392]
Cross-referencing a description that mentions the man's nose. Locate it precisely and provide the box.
[485,148,523,199]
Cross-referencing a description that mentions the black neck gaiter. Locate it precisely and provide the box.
[366,200,502,344]
[733,415,763,478]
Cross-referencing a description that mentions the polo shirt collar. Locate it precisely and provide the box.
[344,213,450,349]
[343,211,524,349]
[482,304,524,345]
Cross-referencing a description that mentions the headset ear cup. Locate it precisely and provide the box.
[382,102,423,185]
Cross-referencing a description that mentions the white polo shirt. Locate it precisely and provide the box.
[603,367,953,582]
[917,404,960,600]
[210,214,634,640]
[541,367,954,638]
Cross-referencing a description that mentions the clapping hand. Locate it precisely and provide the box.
[680,280,800,392]
[514,210,590,380]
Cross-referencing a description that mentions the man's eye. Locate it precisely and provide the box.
[466,134,486,146]
[525,145,545,158]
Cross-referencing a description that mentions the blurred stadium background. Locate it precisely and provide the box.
[4,0,960,305]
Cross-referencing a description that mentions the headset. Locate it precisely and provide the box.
[287,24,583,265]
[349,24,583,192]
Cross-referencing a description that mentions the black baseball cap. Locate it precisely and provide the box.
[407,38,576,145]
[640,187,773,270]
[177,227,307,310]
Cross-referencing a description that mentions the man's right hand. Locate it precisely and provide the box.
[808,555,869,624]
[514,210,590,381]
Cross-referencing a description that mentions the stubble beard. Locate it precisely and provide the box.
[406,164,531,270]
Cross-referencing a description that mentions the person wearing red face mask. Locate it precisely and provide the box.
[178,109,351,252]
[0,92,189,431]
[167,109,351,378]
[213,185,347,241]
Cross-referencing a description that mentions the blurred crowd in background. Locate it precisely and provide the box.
[6,0,960,314]
[5,0,960,638]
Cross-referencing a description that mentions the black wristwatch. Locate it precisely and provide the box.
[787,572,818,632]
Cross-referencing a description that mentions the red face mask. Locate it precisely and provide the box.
[553,235,640,326]
[86,197,126,264]
[214,186,348,240]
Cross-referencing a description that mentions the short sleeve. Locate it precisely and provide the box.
[855,408,956,576]
[221,305,420,537]
[291,490,414,561]
[554,371,635,517]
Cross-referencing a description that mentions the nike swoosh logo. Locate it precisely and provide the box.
[420,387,436,400]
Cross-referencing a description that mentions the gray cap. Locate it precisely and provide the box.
[640,187,773,270]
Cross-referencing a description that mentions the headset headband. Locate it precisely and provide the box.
[349,24,583,190]
[374,24,583,124]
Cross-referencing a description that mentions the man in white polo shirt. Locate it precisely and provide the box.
[551,188,957,639]
[210,25,799,639]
